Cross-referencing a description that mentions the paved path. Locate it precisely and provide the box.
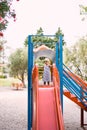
[0,87,27,130]
[0,86,87,130]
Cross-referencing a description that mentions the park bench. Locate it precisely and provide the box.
[12,82,23,90]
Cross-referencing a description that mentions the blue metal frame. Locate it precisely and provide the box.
[56,35,63,110]
[28,35,33,130]
[28,34,63,129]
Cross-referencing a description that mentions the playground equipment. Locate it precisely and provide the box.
[28,35,87,130]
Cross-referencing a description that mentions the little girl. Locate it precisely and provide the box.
[43,58,51,85]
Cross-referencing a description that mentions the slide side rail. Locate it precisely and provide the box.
[53,64,65,130]
[32,65,39,130]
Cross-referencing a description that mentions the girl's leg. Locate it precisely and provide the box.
[48,81,50,85]
[44,81,46,85]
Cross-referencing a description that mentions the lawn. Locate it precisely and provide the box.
[0,78,20,87]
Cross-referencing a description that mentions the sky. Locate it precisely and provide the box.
[4,0,87,50]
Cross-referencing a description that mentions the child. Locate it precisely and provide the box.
[43,58,51,85]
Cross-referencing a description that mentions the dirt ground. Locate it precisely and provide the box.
[0,86,87,130]
[64,96,87,130]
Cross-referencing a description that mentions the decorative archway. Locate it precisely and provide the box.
[33,45,55,62]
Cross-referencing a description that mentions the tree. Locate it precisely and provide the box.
[0,38,10,76]
[36,27,43,35]
[64,36,87,81]
[54,27,65,45]
[8,48,28,87]
[33,27,65,48]
[0,0,19,34]
[24,37,28,47]
[79,5,87,21]
[0,38,7,62]
[25,27,66,49]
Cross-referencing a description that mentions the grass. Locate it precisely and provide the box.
[0,78,20,87]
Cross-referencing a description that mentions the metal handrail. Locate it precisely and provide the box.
[63,64,87,90]
[63,64,87,107]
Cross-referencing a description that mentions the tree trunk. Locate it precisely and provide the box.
[17,73,26,88]
[21,74,26,88]
[22,80,26,88]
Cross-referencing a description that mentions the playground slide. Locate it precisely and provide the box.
[38,87,59,130]
[32,65,64,130]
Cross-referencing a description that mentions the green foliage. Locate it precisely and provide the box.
[24,38,28,47]
[54,27,65,46]
[79,5,87,21]
[0,78,19,87]
[8,48,28,85]
[34,58,44,79]
[36,27,43,35]
[80,5,87,14]
[24,27,65,49]
[0,22,8,31]
[0,1,10,18]
[0,38,6,45]
[35,58,44,66]
[0,75,7,78]
[32,27,65,48]
[0,0,17,31]
[64,36,87,81]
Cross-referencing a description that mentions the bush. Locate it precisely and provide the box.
[0,75,7,78]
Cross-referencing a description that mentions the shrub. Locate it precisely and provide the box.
[0,75,7,78]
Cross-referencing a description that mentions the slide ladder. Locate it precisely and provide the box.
[63,64,87,111]
[32,64,64,130]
